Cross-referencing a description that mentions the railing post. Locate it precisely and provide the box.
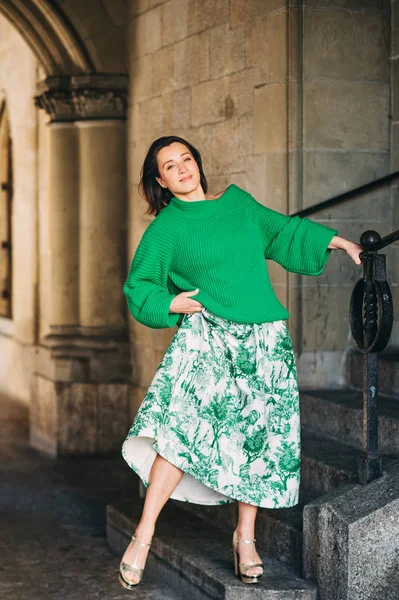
[350,230,394,485]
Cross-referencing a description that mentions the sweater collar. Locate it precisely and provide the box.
[166,184,234,218]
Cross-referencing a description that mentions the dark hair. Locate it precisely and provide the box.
[139,135,208,216]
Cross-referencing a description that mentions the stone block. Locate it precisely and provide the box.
[131,343,159,387]
[301,286,353,351]
[187,0,229,36]
[209,23,246,79]
[302,150,390,211]
[303,460,399,600]
[266,10,288,83]
[230,0,254,28]
[199,120,241,176]
[243,155,268,207]
[228,70,255,118]
[391,123,399,172]
[254,83,287,153]
[30,375,57,454]
[161,0,188,46]
[151,327,175,352]
[128,7,162,60]
[129,54,153,103]
[238,114,253,157]
[171,88,191,129]
[245,16,267,84]
[393,0,399,58]
[265,152,288,213]
[303,8,390,81]
[392,59,399,124]
[253,0,287,16]
[138,95,165,139]
[173,33,209,89]
[296,350,345,388]
[152,45,174,95]
[59,383,97,454]
[96,384,130,453]
[303,80,390,151]
[128,385,148,421]
[191,78,229,127]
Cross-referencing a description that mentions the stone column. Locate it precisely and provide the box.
[47,122,79,333]
[32,75,131,457]
[77,120,126,334]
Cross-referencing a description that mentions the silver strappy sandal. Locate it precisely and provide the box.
[232,530,264,584]
[119,534,152,589]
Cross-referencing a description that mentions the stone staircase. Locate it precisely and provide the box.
[106,349,399,598]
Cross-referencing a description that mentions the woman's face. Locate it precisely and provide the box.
[156,142,201,196]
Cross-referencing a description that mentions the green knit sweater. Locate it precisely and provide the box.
[124,184,338,329]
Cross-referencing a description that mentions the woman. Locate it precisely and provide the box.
[119,135,363,590]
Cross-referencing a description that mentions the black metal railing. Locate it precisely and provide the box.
[291,173,399,485]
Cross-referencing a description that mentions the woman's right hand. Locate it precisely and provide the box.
[169,289,203,314]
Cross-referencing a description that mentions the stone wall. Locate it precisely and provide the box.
[294,0,392,384]
[0,14,39,402]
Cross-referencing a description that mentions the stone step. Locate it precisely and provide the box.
[300,388,399,455]
[173,494,304,573]
[346,350,399,398]
[107,497,318,600]
[300,428,360,502]
[174,430,363,574]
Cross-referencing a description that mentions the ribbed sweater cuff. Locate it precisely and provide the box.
[147,292,180,329]
[305,222,338,275]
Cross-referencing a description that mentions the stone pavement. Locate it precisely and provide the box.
[0,397,179,600]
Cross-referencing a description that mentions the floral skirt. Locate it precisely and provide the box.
[121,308,300,508]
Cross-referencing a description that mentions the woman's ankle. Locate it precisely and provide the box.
[134,524,155,543]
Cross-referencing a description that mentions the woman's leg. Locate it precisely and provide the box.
[121,453,184,583]
[234,501,263,576]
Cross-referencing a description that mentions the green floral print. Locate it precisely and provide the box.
[122,308,300,508]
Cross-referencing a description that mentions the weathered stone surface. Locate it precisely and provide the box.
[187,0,229,36]
[300,429,360,503]
[191,78,229,127]
[296,350,346,388]
[238,114,253,157]
[128,384,147,420]
[128,7,162,59]
[97,383,130,453]
[161,0,188,45]
[245,16,267,84]
[173,33,209,88]
[152,44,174,95]
[131,343,159,388]
[199,119,241,176]
[230,0,254,28]
[171,87,191,129]
[266,10,288,83]
[304,8,390,81]
[301,286,353,351]
[302,150,390,211]
[303,460,399,600]
[254,83,287,153]
[209,23,246,79]
[129,54,153,103]
[303,80,390,151]
[300,387,399,455]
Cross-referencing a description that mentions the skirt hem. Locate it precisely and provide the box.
[122,432,299,509]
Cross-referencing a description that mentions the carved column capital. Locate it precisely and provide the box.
[35,74,128,122]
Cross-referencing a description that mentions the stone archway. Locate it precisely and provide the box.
[0,1,131,456]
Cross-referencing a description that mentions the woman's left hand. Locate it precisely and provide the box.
[328,235,363,265]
